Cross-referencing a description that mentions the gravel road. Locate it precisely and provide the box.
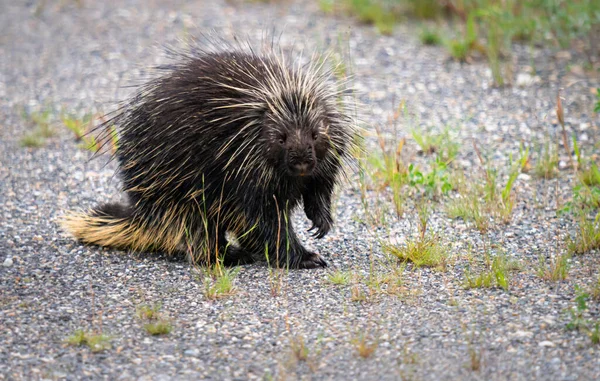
[1,1,599,380]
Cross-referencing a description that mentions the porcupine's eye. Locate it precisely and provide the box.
[311,130,319,140]
[278,134,287,145]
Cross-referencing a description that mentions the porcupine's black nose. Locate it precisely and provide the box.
[289,147,315,176]
[289,156,315,176]
[292,162,313,176]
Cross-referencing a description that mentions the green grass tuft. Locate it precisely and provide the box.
[65,329,111,352]
[567,214,600,255]
[327,270,351,286]
[382,235,448,270]
[534,141,559,179]
[199,264,240,300]
[537,253,570,281]
[143,320,173,336]
[464,253,516,291]
[20,133,45,148]
[420,28,442,45]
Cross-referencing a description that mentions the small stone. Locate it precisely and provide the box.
[513,330,533,339]
[539,341,555,347]
[516,73,533,87]
[3,257,13,267]
[555,51,572,60]
[184,348,200,357]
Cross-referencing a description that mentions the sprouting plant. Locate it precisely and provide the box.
[143,320,173,336]
[464,252,516,291]
[411,127,459,164]
[61,111,101,152]
[195,262,240,300]
[351,332,378,358]
[408,158,453,200]
[328,270,352,286]
[566,288,590,331]
[537,253,570,281]
[566,212,600,255]
[136,303,172,336]
[382,235,448,271]
[65,329,111,352]
[591,274,600,301]
[136,303,163,320]
[290,334,309,362]
[420,27,442,45]
[20,106,55,147]
[534,141,559,179]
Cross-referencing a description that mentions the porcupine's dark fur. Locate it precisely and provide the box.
[61,39,356,269]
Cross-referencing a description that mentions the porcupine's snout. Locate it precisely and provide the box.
[288,146,316,177]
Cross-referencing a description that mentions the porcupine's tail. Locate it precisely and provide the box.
[60,202,169,253]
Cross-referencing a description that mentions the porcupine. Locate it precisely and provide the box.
[61,39,356,269]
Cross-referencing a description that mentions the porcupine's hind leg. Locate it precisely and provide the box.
[190,220,255,266]
[235,216,327,269]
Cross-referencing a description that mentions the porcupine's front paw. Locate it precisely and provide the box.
[297,251,328,269]
[305,206,332,239]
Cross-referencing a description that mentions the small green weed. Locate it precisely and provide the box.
[136,303,172,336]
[20,134,45,148]
[453,143,529,226]
[382,235,448,270]
[365,101,409,218]
[324,0,398,35]
[290,335,309,362]
[20,107,55,148]
[350,284,368,302]
[351,332,378,358]
[447,39,471,62]
[408,159,453,200]
[537,253,570,281]
[61,112,101,152]
[327,270,352,286]
[143,320,173,336]
[420,27,442,45]
[136,303,162,320]
[566,288,590,332]
[579,160,600,187]
[412,127,460,164]
[407,0,444,20]
[567,213,600,255]
[566,288,600,345]
[591,274,600,301]
[464,252,515,291]
[591,323,600,345]
[446,193,489,233]
[368,268,406,297]
[201,265,240,300]
[468,345,482,371]
[534,141,559,179]
[65,329,111,352]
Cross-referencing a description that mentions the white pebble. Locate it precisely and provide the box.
[3,257,13,267]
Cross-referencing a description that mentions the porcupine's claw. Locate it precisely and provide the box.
[308,224,325,238]
[308,214,331,239]
[298,252,328,269]
[313,229,327,239]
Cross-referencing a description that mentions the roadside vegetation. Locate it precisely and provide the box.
[319,0,599,86]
